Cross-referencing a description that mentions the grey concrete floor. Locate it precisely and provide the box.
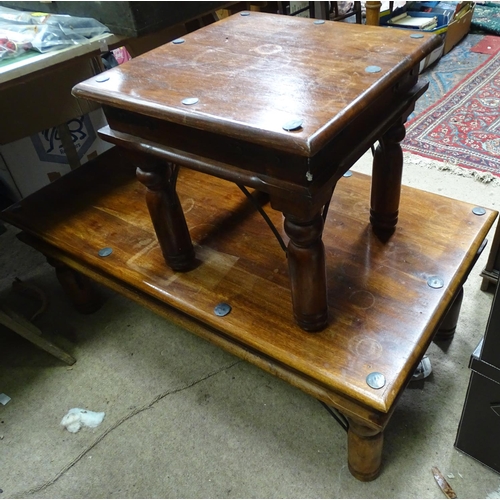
[1,149,500,499]
[2,34,500,500]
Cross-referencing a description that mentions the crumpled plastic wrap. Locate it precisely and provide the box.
[0,5,110,60]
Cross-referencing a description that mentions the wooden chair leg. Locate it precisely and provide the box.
[0,304,75,365]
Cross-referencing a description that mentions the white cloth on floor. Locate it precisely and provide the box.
[61,408,105,433]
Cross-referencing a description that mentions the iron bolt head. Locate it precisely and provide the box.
[98,247,113,257]
[427,276,444,289]
[366,372,386,389]
[472,207,486,216]
[182,97,199,105]
[214,303,232,317]
[282,119,303,131]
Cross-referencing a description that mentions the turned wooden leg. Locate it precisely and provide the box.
[435,286,464,341]
[47,257,101,314]
[135,155,195,271]
[365,1,382,25]
[283,212,328,331]
[347,418,383,481]
[370,123,406,234]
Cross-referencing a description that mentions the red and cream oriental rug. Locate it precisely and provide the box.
[403,50,500,180]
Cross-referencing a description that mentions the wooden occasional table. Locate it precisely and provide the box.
[1,148,496,481]
[72,12,442,332]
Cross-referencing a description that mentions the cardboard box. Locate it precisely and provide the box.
[418,44,444,73]
[380,2,474,69]
[380,8,450,35]
[0,108,113,199]
[380,9,447,72]
[443,3,475,55]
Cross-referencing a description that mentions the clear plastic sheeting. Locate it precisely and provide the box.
[0,6,110,60]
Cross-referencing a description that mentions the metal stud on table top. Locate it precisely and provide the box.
[95,75,110,83]
[172,38,185,44]
[472,207,486,216]
[98,247,113,257]
[366,372,386,389]
[313,19,325,24]
[343,171,353,178]
[365,65,382,74]
[410,33,424,39]
[282,118,303,132]
[240,11,250,16]
[214,303,232,317]
[427,276,444,289]
[182,97,199,105]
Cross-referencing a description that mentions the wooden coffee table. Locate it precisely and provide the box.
[72,12,442,331]
[2,147,496,481]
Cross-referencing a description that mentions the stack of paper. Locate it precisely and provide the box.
[389,13,438,30]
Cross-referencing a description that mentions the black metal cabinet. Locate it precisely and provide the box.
[455,284,500,474]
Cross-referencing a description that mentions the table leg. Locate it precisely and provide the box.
[347,417,384,481]
[283,212,328,331]
[47,257,101,314]
[135,156,195,271]
[370,123,406,234]
[435,286,464,341]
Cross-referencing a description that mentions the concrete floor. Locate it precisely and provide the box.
[2,36,500,500]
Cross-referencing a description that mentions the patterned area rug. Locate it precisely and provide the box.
[471,35,500,55]
[413,34,489,116]
[471,2,500,36]
[403,50,500,178]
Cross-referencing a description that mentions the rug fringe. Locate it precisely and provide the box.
[403,152,500,186]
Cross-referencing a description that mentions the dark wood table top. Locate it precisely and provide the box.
[73,12,442,157]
